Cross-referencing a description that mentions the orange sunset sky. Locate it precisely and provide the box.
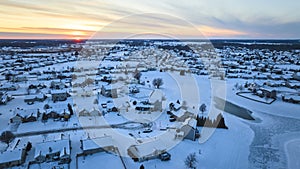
[0,0,299,39]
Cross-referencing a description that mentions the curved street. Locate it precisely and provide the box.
[14,121,148,138]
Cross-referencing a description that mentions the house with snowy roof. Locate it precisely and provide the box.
[34,139,71,164]
[0,91,12,105]
[180,117,198,141]
[50,80,66,90]
[12,75,27,82]
[51,89,69,102]
[282,95,300,104]
[79,136,117,156]
[78,108,101,116]
[44,107,71,120]
[0,149,26,168]
[10,108,40,123]
[100,84,120,98]
[24,93,46,104]
[0,83,19,91]
[169,101,181,111]
[127,140,169,162]
[285,80,300,89]
[259,87,277,99]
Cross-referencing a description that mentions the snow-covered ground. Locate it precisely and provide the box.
[1,41,300,169]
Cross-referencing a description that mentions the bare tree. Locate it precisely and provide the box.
[152,78,164,89]
[84,78,94,86]
[133,70,142,83]
[184,152,198,169]
[199,103,206,114]
[0,131,15,145]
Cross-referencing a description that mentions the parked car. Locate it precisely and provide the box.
[159,152,171,161]
[169,118,176,122]
[142,128,153,133]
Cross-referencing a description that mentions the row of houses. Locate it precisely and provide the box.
[23,89,69,105]
[226,72,300,82]
[2,115,199,167]
[1,136,112,168]
[10,104,73,123]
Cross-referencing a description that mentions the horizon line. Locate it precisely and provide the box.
[0,38,299,41]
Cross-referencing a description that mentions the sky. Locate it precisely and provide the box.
[0,0,299,39]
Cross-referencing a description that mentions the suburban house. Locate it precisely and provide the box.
[95,74,113,83]
[28,82,46,89]
[34,139,71,164]
[0,91,12,105]
[285,81,300,89]
[127,140,169,162]
[258,87,277,99]
[37,74,53,81]
[51,89,69,102]
[78,108,101,116]
[100,84,119,98]
[44,108,71,120]
[179,118,198,141]
[12,75,27,82]
[10,109,40,123]
[169,102,181,111]
[24,93,47,104]
[0,149,26,168]
[78,109,89,116]
[282,95,300,104]
[79,136,117,156]
[0,84,19,91]
[129,85,140,94]
[135,103,154,112]
[50,80,66,89]
[100,101,118,114]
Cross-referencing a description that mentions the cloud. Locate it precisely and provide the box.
[0,32,71,39]
[0,0,300,39]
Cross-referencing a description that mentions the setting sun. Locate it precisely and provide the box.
[69,31,88,40]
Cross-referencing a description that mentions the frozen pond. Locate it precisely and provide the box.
[247,112,300,169]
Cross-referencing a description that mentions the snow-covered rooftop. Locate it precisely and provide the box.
[81,136,115,152]
[0,149,24,164]
[34,139,70,158]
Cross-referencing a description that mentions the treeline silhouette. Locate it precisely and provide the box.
[196,114,228,129]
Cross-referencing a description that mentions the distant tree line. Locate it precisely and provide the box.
[211,40,300,51]
[0,40,83,48]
